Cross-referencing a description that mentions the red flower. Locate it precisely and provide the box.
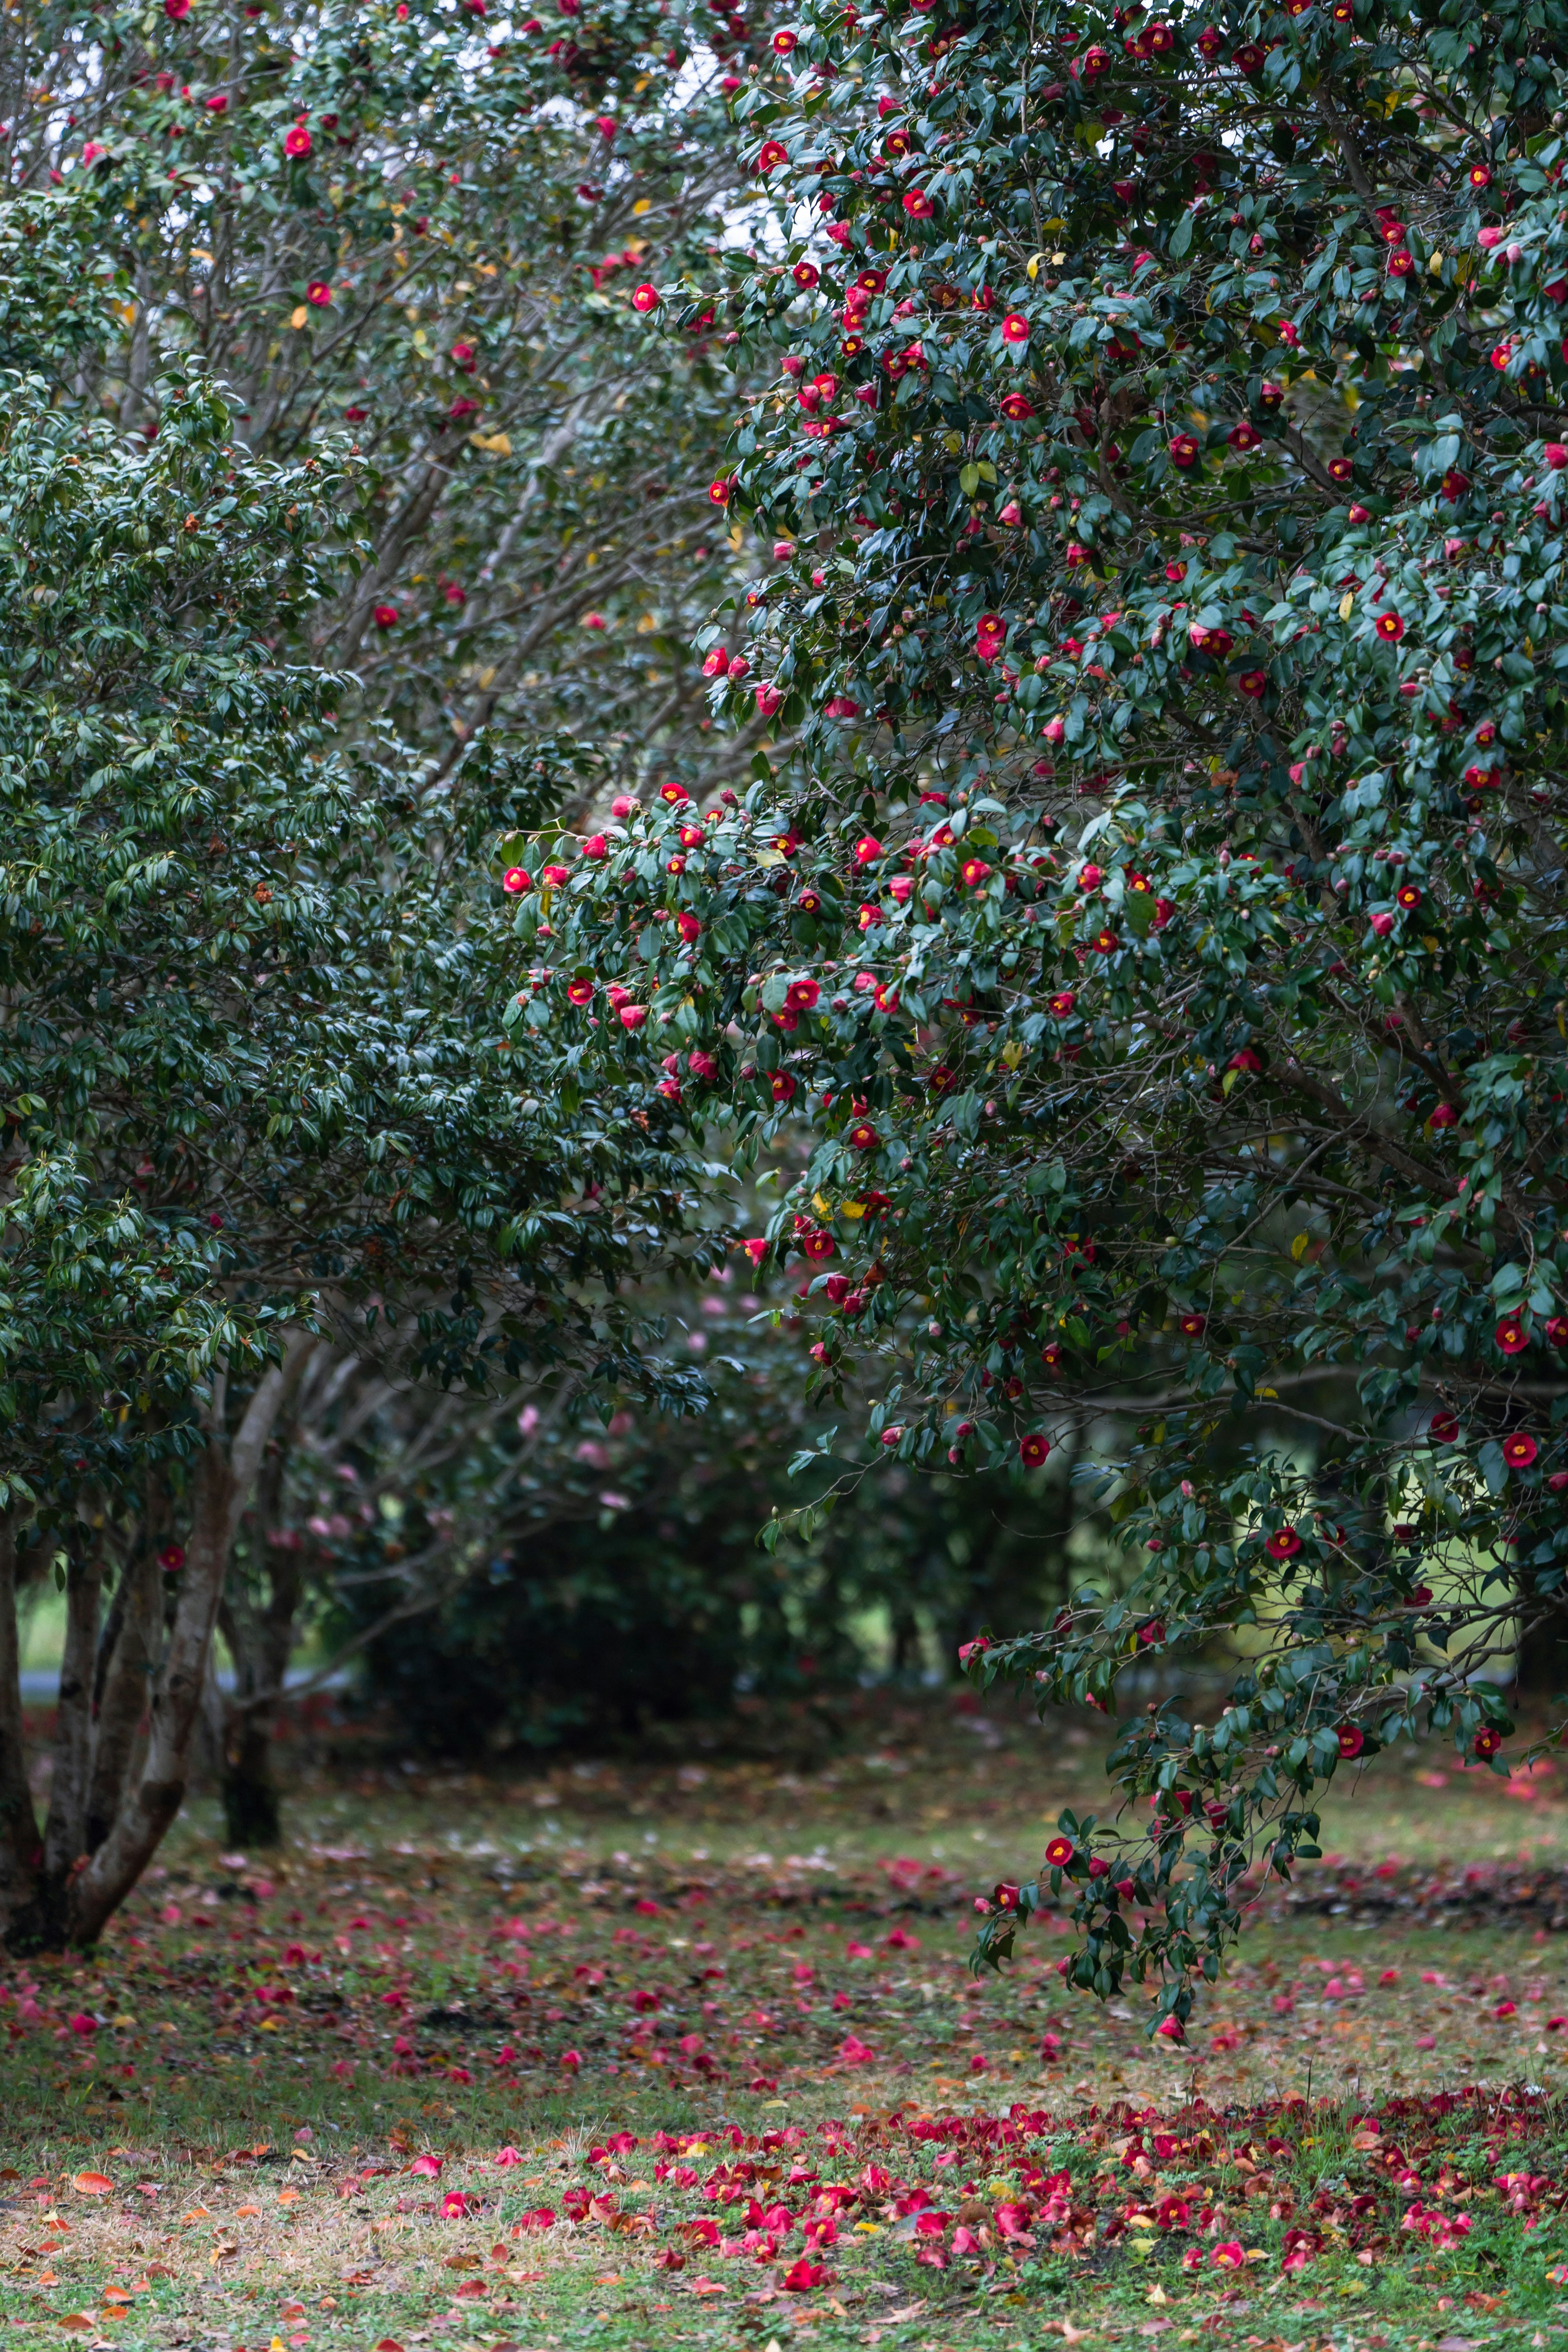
[619,1004,647,1031]
[1495,1316,1529,1354]
[1000,392,1036,421]
[677,911,702,944]
[1396,883,1422,909]
[566,978,593,1005]
[708,477,733,507]
[1337,1725,1365,1759]
[306,280,332,305]
[1428,1411,1458,1443]
[158,1544,185,1573]
[903,188,934,218]
[756,139,788,172]
[1000,312,1030,344]
[957,1635,990,1664]
[1473,1726,1503,1757]
[853,833,882,864]
[1502,1433,1539,1468]
[1169,433,1200,468]
[773,25,797,50]
[770,1071,797,1103]
[791,261,820,289]
[1044,1834,1074,1868]
[1178,1312,1206,1338]
[976,611,1008,664]
[1469,162,1492,188]
[1265,1527,1303,1560]
[1227,420,1260,453]
[1236,669,1267,699]
[372,604,399,629]
[1019,1432,1051,1468]
[502,867,530,894]
[631,283,659,313]
[283,124,312,157]
[992,1881,1021,1911]
[1049,990,1076,1016]
[961,858,992,889]
[848,1121,878,1151]
[1327,456,1354,483]
[1375,610,1405,642]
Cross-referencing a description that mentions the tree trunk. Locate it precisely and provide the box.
[0,1522,44,1951]
[221,1710,282,1848]
[85,1537,161,1855]
[0,1332,318,1956]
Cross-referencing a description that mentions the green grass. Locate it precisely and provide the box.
[6,1698,1568,2350]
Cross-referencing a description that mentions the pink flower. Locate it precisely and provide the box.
[619,1005,647,1030]
[283,124,312,157]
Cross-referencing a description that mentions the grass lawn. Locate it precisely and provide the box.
[8,1696,1568,2352]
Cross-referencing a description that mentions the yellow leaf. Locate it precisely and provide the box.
[1000,1039,1023,1069]
[812,1191,833,1218]
[1428,250,1443,274]
[1338,590,1354,620]
[289,305,309,329]
[1291,1232,1310,1261]
[631,197,651,216]
[840,1200,866,1220]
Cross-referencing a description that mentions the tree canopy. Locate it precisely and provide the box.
[515,0,1568,2031]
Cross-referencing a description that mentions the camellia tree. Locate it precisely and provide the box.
[0,359,709,1951]
[506,0,1568,2031]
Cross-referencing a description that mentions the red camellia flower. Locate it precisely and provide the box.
[848,1121,878,1150]
[1396,883,1422,910]
[284,124,313,157]
[701,647,731,679]
[1428,1410,1459,1442]
[1227,420,1260,453]
[1327,456,1354,483]
[853,834,882,864]
[306,280,332,305]
[992,1881,1021,1911]
[902,188,934,218]
[1019,1432,1051,1468]
[631,282,660,313]
[1473,1726,1503,1757]
[771,1071,797,1102]
[773,26,797,50]
[1441,467,1470,500]
[786,978,821,1009]
[158,1544,185,1573]
[1469,161,1492,188]
[791,261,820,290]
[1338,1725,1365,1759]
[619,1004,647,1030]
[1375,610,1405,642]
[1495,1316,1529,1354]
[976,611,1008,663]
[541,863,571,887]
[1236,669,1267,698]
[755,683,783,715]
[961,858,992,889]
[1092,928,1118,953]
[1265,1527,1303,1560]
[373,604,399,629]
[502,867,530,894]
[1169,433,1200,468]
[1503,1433,1539,1468]
[1049,990,1076,1016]
[708,477,733,507]
[1044,1834,1074,1868]
[1178,1312,1206,1338]
[1545,1316,1568,1347]
[957,1635,990,1664]
[999,392,1036,421]
[677,911,702,944]
[756,139,788,172]
[566,978,593,1005]
[1000,312,1030,344]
